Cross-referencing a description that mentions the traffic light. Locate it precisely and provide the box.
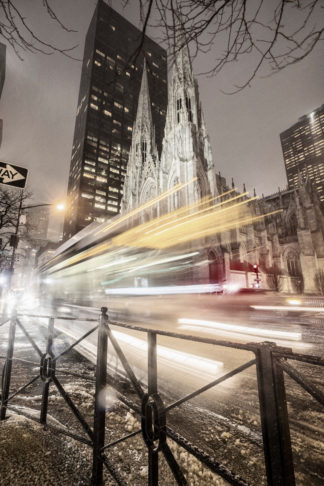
[253,264,259,274]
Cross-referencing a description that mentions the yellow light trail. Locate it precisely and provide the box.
[94,178,198,236]
[47,193,282,272]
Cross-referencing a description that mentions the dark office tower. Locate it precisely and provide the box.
[280,104,324,202]
[0,42,6,148]
[63,1,167,240]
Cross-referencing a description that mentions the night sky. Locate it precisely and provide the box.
[0,0,323,237]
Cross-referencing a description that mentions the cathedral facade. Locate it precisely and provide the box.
[122,45,324,294]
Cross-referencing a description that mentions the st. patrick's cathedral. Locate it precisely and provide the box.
[121,43,324,294]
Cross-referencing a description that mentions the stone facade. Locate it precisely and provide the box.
[122,45,324,294]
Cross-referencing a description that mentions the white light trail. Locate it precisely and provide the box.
[251,305,324,313]
[104,284,221,295]
[112,331,223,378]
[178,318,302,341]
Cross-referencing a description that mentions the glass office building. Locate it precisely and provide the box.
[63,1,167,239]
[280,104,324,202]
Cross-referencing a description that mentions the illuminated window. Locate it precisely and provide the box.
[84,166,95,173]
[108,206,118,212]
[81,193,94,199]
[83,173,95,179]
[114,101,123,110]
[95,203,105,209]
[96,176,107,182]
[104,110,112,117]
[90,103,98,111]
[85,159,95,166]
[109,186,118,193]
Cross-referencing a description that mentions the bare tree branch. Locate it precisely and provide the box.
[123,0,324,92]
[0,0,79,59]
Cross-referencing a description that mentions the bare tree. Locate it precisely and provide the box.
[0,188,31,271]
[1,1,322,88]
[129,0,324,91]
[0,0,78,59]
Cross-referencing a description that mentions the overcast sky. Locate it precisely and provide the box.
[0,0,323,221]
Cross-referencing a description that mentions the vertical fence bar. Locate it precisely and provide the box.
[255,343,295,486]
[92,307,108,486]
[40,317,55,425]
[0,313,17,420]
[147,332,158,486]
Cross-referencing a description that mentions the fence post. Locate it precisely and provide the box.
[92,307,108,486]
[147,332,158,486]
[0,312,17,420]
[255,342,295,486]
[40,316,55,425]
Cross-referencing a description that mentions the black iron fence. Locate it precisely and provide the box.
[0,307,323,486]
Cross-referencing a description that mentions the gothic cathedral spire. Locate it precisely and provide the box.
[159,40,217,211]
[122,59,159,213]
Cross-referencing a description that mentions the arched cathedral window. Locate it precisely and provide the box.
[185,96,192,122]
[176,98,182,123]
[287,251,300,276]
[142,141,147,163]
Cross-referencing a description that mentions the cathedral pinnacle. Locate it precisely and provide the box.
[134,58,153,137]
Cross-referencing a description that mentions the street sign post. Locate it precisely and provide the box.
[0,162,28,188]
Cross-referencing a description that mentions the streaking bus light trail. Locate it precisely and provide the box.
[104,284,221,295]
[178,318,302,341]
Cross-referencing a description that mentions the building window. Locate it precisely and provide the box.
[186,96,192,122]
[177,98,182,123]
[83,173,95,179]
[142,141,147,163]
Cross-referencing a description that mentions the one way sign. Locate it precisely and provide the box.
[0,162,28,188]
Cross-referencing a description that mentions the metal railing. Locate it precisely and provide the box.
[0,307,323,486]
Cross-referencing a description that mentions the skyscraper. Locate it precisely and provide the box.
[63,1,167,240]
[280,104,324,202]
[25,206,50,240]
